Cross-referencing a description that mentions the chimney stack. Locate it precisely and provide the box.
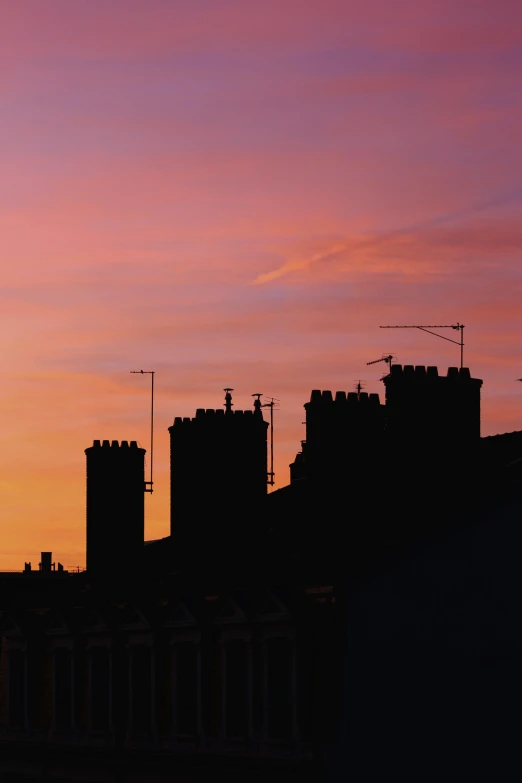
[85,440,146,579]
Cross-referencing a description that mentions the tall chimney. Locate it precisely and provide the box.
[85,440,146,579]
[168,395,268,564]
[383,365,483,448]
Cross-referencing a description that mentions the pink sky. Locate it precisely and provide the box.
[0,0,521,569]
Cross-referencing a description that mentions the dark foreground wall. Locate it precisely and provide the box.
[0,745,319,783]
[326,488,522,783]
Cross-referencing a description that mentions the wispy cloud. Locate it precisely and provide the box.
[253,189,522,285]
[254,244,347,284]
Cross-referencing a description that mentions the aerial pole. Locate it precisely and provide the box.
[354,381,366,399]
[130,370,155,493]
[379,324,465,368]
[252,393,279,486]
[367,354,395,374]
[268,398,275,486]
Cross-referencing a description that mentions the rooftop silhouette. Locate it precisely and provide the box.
[1,363,522,781]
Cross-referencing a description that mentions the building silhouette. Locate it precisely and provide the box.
[0,365,522,781]
[169,390,268,566]
[86,440,146,578]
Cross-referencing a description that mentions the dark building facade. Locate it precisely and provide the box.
[0,582,337,781]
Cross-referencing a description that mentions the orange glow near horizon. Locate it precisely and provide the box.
[0,1,521,569]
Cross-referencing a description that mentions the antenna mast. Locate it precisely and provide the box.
[253,394,279,486]
[130,370,155,493]
[367,354,395,374]
[354,381,366,399]
[379,324,465,368]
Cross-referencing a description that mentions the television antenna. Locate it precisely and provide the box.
[379,324,465,368]
[354,381,366,399]
[367,354,395,374]
[130,370,155,493]
[253,394,280,486]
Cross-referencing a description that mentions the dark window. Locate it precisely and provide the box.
[175,642,197,734]
[226,640,248,738]
[267,638,293,739]
[252,639,263,735]
[8,650,25,729]
[131,646,151,733]
[204,637,221,737]
[155,644,170,735]
[54,648,72,729]
[90,647,110,731]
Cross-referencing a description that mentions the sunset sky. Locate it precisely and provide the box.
[1,0,521,569]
